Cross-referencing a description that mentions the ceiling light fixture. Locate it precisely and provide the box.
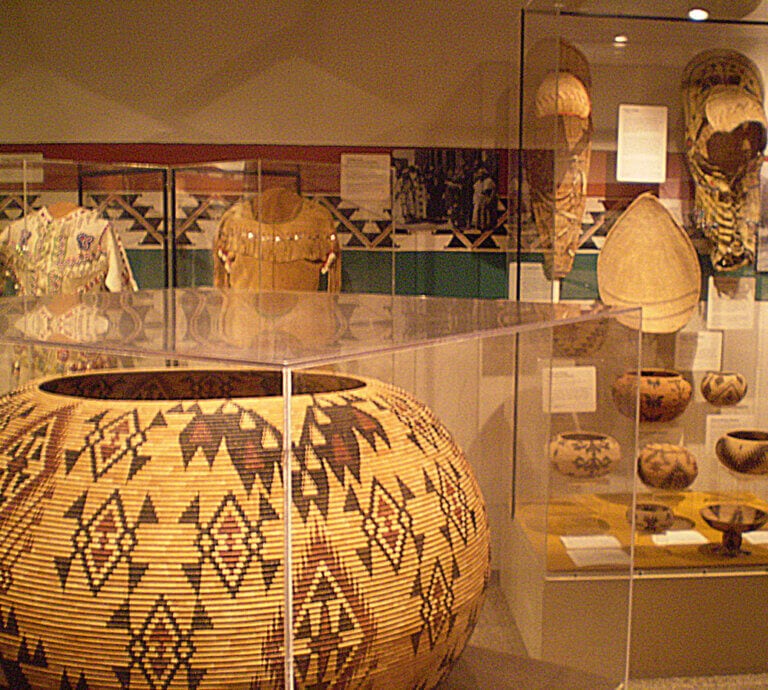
[613,34,629,46]
[688,8,710,21]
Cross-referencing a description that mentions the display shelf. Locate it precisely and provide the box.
[517,490,768,574]
[518,2,768,678]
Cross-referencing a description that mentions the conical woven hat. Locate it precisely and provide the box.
[597,192,700,333]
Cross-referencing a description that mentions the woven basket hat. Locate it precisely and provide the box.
[682,49,767,271]
[524,39,592,280]
[597,192,701,333]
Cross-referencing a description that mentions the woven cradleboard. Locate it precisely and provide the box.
[523,39,593,280]
[0,368,489,689]
[214,187,341,292]
[597,192,701,333]
[682,49,767,271]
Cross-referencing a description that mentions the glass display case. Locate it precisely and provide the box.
[0,289,640,688]
[0,156,169,293]
[521,0,768,679]
[171,156,510,299]
[0,154,513,300]
[169,159,349,292]
[506,303,641,686]
[0,156,340,295]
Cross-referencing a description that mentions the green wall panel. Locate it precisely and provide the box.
[395,252,508,299]
[127,248,509,299]
[126,250,167,289]
[560,253,599,300]
[339,252,394,294]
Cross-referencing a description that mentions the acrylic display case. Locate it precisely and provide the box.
[520,0,768,679]
[0,157,340,295]
[1,154,512,300]
[0,289,640,688]
[170,156,510,298]
[169,159,350,292]
[0,156,169,293]
[505,302,641,686]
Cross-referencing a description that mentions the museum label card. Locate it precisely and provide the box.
[616,104,668,183]
[561,535,629,567]
[509,262,558,302]
[561,535,622,550]
[340,153,391,214]
[542,365,597,413]
[743,531,768,545]
[651,530,708,546]
[706,276,755,330]
[566,548,631,568]
[705,413,755,456]
[674,330,722,372]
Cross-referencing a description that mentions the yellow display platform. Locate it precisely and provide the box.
[509,490,768,678]
[517,490,768,572]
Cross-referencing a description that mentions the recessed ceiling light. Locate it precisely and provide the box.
[688,8,710,21]
[613,34,629,45]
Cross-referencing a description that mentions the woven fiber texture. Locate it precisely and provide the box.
[597,192,700,333]
[0,368,489,689]
[682,49,767,271]
[524,39,593,280]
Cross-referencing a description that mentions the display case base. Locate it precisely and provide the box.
[509,511,768,679]
[630,572,768,678]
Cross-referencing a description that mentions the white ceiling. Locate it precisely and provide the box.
[1,1,524,145]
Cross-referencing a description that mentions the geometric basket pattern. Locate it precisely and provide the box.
[0,368,489,689]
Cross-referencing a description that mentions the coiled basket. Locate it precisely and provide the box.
[0,368,490,689]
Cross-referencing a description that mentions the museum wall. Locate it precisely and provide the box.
[1,1,520,149]
[6,1,768,306]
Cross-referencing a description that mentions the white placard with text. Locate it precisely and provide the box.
[674,330,722,372]
[705,413,756,458]
[706,276,755,330]
[616,104,668,183]
[340,153,391,215]
[542,365,597,413]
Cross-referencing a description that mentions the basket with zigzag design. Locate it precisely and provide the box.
[0,368,489,689]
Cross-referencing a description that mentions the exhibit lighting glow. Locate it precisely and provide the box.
[613,34,628,46]
[688,8,709,21]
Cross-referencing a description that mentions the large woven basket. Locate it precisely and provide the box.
[0,368,489,688]
[597,192,701,333]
